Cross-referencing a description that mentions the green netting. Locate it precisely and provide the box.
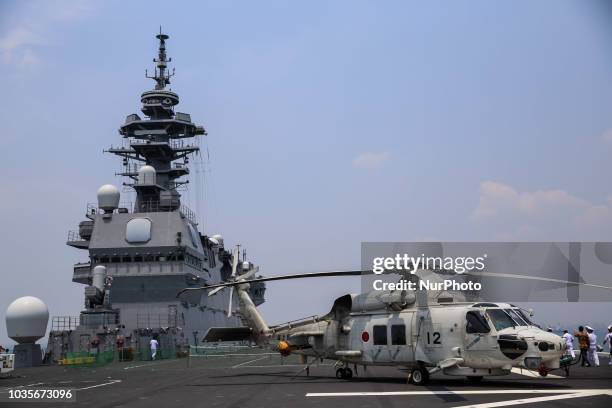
[63,347,182,368]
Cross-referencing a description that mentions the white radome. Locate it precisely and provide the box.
[5,296,49,344]
[97,184,120,211]
[211,234,224,247]
[137,165,156,185]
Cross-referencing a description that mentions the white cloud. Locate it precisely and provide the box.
[352,151,390,168]
[471,181,612,240]
[0,27,43,53]
[0,1,94,68]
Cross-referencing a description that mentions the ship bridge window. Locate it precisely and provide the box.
[126,218,152,243]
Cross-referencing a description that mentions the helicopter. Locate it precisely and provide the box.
[178,247,612,385]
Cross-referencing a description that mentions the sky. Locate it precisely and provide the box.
[2,0,612,346]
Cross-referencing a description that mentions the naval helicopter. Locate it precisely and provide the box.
[178,247,612,385]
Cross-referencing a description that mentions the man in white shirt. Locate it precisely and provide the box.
[585,326,599,367]
[150,337,159,361]
[562,329,575,358]
[603,325,612,366]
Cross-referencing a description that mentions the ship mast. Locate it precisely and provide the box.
[106,29,206,219]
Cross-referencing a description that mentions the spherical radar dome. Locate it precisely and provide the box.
[97,184,120,211]
[6,296,49,344]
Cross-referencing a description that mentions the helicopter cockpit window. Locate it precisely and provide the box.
[391,324,406,345]
[516,309,535,326]
[506,309,528,326]
[466,311,491,334]
[373,325,387,345]
[486,309,518,331]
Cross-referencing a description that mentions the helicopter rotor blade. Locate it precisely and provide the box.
[179,267,612,297]
[208,286,225,297]
[231,247,239,278]
[466,271,612,291]
[227,286,234,317]
[239,266,259,282]
[178,270,369,296]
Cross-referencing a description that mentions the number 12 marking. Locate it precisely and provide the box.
[427,331,441,344]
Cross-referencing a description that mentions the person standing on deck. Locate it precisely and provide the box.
[562,330,575,359]
[150,336,159,361]
[574,326,590,367]
[585,326,599,367]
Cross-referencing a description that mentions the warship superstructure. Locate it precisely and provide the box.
[46,31,265,362]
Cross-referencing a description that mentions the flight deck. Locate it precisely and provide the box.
[1,354,610,408]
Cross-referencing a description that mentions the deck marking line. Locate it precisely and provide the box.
[123,360,175,370]
[232,356,269,368]
[454,390,612,408]
[77,379,122,390]
[305,389,612,397]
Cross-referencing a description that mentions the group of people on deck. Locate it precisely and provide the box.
[558,325,612,367]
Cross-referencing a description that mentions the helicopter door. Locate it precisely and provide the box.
[388,317,414,364]
[362,317,391,364]
[464,310,496,353]
[362,315,414,364]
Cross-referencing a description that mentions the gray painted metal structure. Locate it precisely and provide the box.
[46,31,265,362]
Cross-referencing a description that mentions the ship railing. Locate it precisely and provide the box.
[179,204,198,224]
[84,200,197,224]
[169,139,198,150]
[67,230,82,242]
[51,316,80,331]
[86,201,134,216]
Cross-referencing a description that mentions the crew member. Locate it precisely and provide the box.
[603,325,612,366]
[574,326,590,367]
[586,326,599,367]
[562,329,575,358]
[150,336,159,361]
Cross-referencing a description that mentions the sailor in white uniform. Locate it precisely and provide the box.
[603,325,612,366]
[562,329,575,358]
[586,326,599,367]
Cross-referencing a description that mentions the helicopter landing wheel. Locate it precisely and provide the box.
[344,367,353,379]
[467,376,483,383]
[410,367,430,386]
[336,367,353,380]
[336,368,345,379]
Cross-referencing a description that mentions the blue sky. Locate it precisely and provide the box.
[2,0,612,345]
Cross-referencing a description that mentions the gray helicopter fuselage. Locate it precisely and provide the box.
[269,298,564,376]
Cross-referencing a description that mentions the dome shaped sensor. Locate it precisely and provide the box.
[138,165,156,185]
[6,296,49,344]
[97,184,120,212]
[211,234,224,247]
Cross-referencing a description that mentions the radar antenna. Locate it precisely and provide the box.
[146,26,175,90]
